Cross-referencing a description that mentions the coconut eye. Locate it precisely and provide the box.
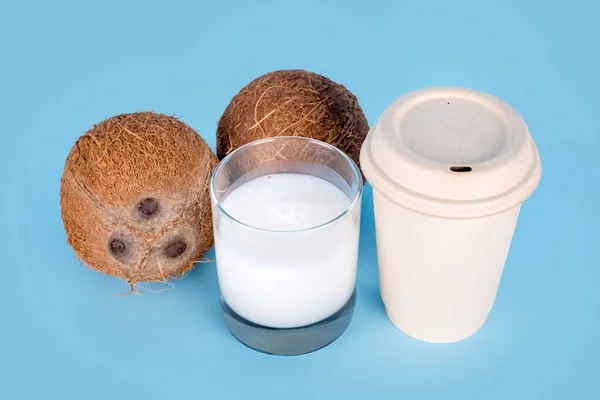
[164,239,187,258]
[137,197,160,218]
[109,238,128,257]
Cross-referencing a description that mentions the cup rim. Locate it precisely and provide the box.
[210,136,363,234]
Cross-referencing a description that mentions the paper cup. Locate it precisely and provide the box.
[360,87,542,343]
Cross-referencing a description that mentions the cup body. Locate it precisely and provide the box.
[374,189,521,343]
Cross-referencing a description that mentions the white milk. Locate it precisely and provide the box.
[214,173,360,329]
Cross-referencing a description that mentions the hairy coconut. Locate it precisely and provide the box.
[216,69,369,171]
[60,112,218,289]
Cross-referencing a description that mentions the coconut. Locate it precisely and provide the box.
[60,112,218,290]
[216,69,369,171]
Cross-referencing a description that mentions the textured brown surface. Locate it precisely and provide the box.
[216,69,369,171]
[60,112,218,288]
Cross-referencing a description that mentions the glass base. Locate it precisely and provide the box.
[221,290,356,356]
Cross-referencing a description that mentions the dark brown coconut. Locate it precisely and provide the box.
[216,69,369,171]
[60,112,218,288]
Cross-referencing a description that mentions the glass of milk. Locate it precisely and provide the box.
[210,136,363,356]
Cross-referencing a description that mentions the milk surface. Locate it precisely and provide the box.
[214,173,360,329]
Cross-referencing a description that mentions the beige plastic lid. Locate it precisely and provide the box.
[360,87,542,219]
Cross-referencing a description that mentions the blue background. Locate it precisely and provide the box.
[1,0,598,398]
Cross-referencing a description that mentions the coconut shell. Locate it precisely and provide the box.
[216,69,369,171]
[60,112,218,287]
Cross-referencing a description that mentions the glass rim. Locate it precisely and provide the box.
[209,136,363,234]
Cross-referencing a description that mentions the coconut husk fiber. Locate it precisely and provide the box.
[216,69,369,171]
[60,112,218,289]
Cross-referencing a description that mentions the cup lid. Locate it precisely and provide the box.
[360,87,542,218]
